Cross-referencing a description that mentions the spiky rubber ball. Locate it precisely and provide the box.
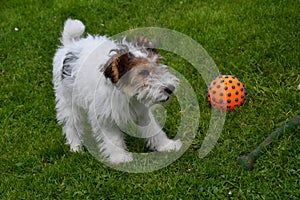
[207,74,246,111]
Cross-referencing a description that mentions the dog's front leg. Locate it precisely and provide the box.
[140,113,182,152]
[89,111,133,164]
[100,125,134,164]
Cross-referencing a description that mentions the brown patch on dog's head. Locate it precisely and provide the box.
[103,48,153,84]
[129,57,150,67]
[120,60,153,96]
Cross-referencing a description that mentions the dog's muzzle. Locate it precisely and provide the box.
[160,85,175,102]
[163,85,175,95]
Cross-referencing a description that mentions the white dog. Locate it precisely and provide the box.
[53,19,182,164]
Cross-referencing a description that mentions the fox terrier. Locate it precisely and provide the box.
[53,19,182,164]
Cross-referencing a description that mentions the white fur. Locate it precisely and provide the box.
[53,19,182,164]
[61,19,85,45]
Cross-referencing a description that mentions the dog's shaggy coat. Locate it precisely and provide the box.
[53,19,182,164]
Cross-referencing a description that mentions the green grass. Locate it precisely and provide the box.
[1,0,299,199]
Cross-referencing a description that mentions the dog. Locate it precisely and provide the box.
[53,19,182,164]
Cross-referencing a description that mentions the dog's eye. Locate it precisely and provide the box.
[139,70,150,76]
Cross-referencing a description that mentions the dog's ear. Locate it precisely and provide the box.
[136,36,163,62]
[136,36,158,54]
[103,51,135,83]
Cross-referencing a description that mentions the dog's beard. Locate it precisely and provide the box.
[133,86,171,107]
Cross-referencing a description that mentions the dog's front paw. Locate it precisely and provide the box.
[108,151,133,164]
[156,139,182,152]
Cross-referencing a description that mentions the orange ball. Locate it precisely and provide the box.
[207,74,246,111]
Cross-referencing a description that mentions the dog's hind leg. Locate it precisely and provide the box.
[55,96,83,152]
[64,107,84,152]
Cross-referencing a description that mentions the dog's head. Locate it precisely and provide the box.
[103,37,179,106]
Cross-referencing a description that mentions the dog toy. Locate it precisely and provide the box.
[237,116,300,170]
[207,74,246,110]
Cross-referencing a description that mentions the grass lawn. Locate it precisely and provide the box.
[1,0,299,199]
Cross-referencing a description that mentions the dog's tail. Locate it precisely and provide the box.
[61,19,85,45]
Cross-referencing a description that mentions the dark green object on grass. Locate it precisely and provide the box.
[237,116,300,170]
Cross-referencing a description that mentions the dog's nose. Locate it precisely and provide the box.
[164,85,175,95]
